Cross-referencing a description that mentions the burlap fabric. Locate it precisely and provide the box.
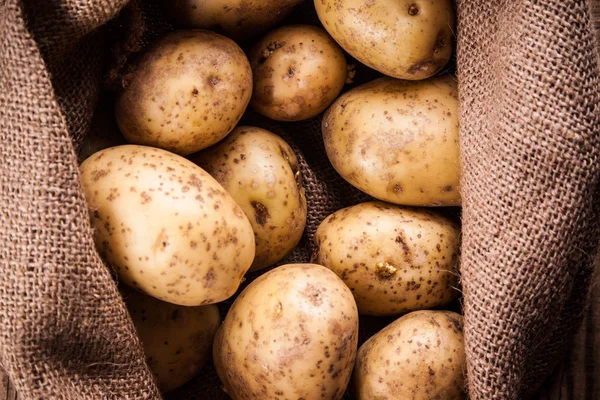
[1,1,599,400]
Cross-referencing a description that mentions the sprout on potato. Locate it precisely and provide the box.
[315,202,460,316]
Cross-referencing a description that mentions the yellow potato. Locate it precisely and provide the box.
[192,126,306,271]
[355,310,466,400]
[80,145,255,306]
[167,0,303,42]
[315,202,460,316]
[122,287,220,393]
[213,264,359,400]
[315,0,455,80]
[115,30,252,156]
[248,25,347,121]
[322,75,460,206]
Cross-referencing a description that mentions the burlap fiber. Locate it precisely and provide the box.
[0,0,161,398]
[457,0,600,399]
[1,0,599,399]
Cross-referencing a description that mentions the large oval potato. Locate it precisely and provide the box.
[248,25,347,121]
[322,75,460,206]
[115,30,252,156]
[355,310,466,400]
[122,287,220,393]
[168,0,303,42]
[80,145,255,306]
[213,263,359,400]
[192,126,306,271]
[315,0,454,80]
[315,202,460,316]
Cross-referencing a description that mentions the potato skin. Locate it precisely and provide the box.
[115,30,252,156]
[322,75,460,206]
[355,311,465,400]
[314,0,454,80]
[192,126,307,271]
[79,145,255,306]
[248,25,347,121]
[122,287,220,393]
[315,202,460,316]
[213,264,359,400]
[168,0,303,42]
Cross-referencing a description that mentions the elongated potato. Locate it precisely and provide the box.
[322,75,460,206]
[355,310,466,400]
[122,287,220,393]
[192,126,306,271]
[213,264,359,400]
[115,30,252,155]
[315,202,460,316]
[315,0,455,80]
[248,25,347,121]
[80,145,255,306]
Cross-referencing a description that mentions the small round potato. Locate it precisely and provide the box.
[213,264,359,400]
[122,287,220,393]
[168,0,303,42]
[322,75,460,206]
[315,0,455,80]
[80,145,255,306]
[248,25,347,121]
[192,126,307,271]
[115,30,252,156]
[355,310,465,400]
[315,202,460,316]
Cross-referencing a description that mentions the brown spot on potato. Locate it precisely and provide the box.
[408,3,419,15]
[302,284,323,306]
[251,201,270,225]
[203,267,216,288]
[91,169,108,181]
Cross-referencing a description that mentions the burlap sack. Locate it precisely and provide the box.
[1,0,599,399]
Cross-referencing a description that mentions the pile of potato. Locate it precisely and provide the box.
[79,0,464,398]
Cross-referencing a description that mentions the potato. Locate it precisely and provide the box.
[213,263,359,400]
[115,30,252,156]
[314,0,454,80]
[322,75,460,206]
[248,25,347,121]
[355,310,465,400]
[167,0,303,42]
[121,286,220,393]
[314,202,460,316]
[79,145,255,306]
[192,126,306,271]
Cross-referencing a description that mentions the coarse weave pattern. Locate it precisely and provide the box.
[456,0,600,398]
[0,0,160,399]
[0,0,599,399]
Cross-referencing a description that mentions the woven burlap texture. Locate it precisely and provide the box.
[457,0,600,398]
[0,0,161,398]
[1,0,599,399]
